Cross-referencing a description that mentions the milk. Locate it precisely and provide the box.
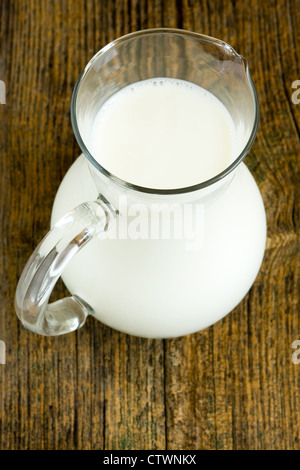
[51,78,266,338]
[88,78,236,189]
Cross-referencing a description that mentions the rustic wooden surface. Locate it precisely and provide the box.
[0,0,299,450]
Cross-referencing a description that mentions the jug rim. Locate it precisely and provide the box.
[71,28,260,195]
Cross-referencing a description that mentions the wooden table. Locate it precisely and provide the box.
[0,0,299,450]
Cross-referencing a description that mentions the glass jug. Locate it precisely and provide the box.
[14,29,266,337]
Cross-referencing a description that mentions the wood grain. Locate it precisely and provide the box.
[0,0,299,450]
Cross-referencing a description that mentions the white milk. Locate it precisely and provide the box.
[88,78,236,189]
[51,78,266,338]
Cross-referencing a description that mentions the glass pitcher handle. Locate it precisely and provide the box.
[14,199,115,336]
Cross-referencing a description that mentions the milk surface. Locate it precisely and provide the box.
[88,78,236,189]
